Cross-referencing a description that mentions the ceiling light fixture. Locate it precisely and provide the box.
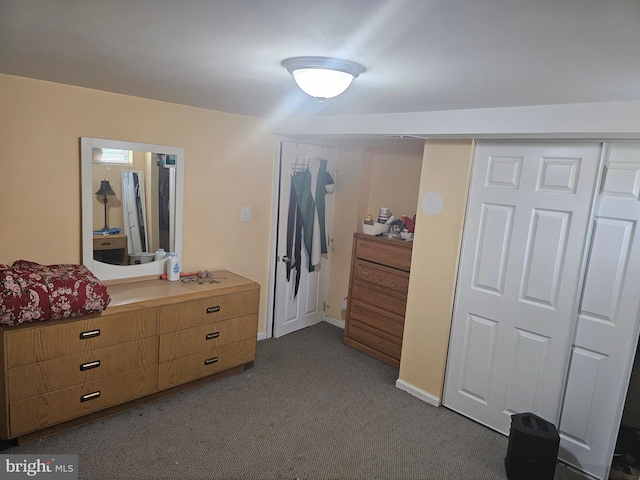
[282,56,366,99]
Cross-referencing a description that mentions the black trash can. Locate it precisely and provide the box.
[505,412,560,480]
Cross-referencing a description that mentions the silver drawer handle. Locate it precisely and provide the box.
[204,356,219,366]
[205,332,220,340]
[80,360,101,371]
[80,391,101,402]
[206,306,221,314]
[79,329,100,339]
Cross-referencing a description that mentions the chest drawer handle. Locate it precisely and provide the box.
[206,306,221,314]
[80,391,101,402]
[204,356,219,366]
[79,329,101,339]
[205,332,220,340]
[80,360,101,371]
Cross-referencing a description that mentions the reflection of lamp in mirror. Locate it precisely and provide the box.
[95,180,116,231]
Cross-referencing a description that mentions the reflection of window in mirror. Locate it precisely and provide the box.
[92,148,133,165]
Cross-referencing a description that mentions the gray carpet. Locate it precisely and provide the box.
[2,322,587,479]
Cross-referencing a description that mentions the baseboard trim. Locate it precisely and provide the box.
[257,331,268,341]
[324,316,345,329]
[395,378,441,407]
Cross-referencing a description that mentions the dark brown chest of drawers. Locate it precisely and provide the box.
[344,233,413,368]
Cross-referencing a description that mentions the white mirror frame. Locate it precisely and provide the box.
[81,137,184,282]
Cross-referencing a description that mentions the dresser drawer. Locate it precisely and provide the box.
[350,278,408,316]
[353,259,410,294]
[158,338,256,390]
[355,237,412,271]
[159,314,257,363]
[158,289,259,334]
[347,320,402,362]
[349,299,405,339]
[93,235,127,251]
[9,365,157,437]
[8,337,157,402]
[5,310,157,368]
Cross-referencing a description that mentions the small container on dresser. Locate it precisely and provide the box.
[344,233,413,368]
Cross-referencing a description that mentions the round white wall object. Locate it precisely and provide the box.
[421,190,444,216]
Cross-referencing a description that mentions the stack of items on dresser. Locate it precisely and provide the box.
[362,207,416,240]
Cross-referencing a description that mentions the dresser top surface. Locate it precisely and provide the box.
[106,270,259,310]
[0,271,259,333]
[354,232,413,251]
[92,233,127,240]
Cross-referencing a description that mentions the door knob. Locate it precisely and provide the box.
[282,256,291,263]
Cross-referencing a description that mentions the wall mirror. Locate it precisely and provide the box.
[81,137,184,281]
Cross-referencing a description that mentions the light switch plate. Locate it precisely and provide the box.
[241,206,251,222]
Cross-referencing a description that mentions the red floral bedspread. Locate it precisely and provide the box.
[0,260,111,326]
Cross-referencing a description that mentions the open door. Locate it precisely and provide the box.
[121,170,149,256]
[273,141,335,338]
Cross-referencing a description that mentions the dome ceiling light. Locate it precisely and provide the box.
[282,56,366,99]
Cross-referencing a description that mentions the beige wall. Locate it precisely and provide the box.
[0,74,276,333]
[399,140,474,402]
[1,74,463,393]
[325,146,366,321]
[365,145,424,223]
[325,143,424,321]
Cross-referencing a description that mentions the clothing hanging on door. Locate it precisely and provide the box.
[286,158,328,297]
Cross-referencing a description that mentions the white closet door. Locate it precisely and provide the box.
[559,143,640,480]
[444,141,602,435]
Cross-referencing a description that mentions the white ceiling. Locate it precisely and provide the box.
[1,0,639,120]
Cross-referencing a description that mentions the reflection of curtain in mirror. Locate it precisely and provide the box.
[158,165,171,251]
[145,152,156,253]
[121,171,148,254]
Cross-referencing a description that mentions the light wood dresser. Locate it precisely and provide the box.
[344,233,413,368]
[0,270,259,443]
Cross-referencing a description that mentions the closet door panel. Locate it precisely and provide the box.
[456,314,499,405]
[560,347,606,446]
[444,141,602,435]
[503,329,550,416]
[472,203,514,295]
[559,143,640,479]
